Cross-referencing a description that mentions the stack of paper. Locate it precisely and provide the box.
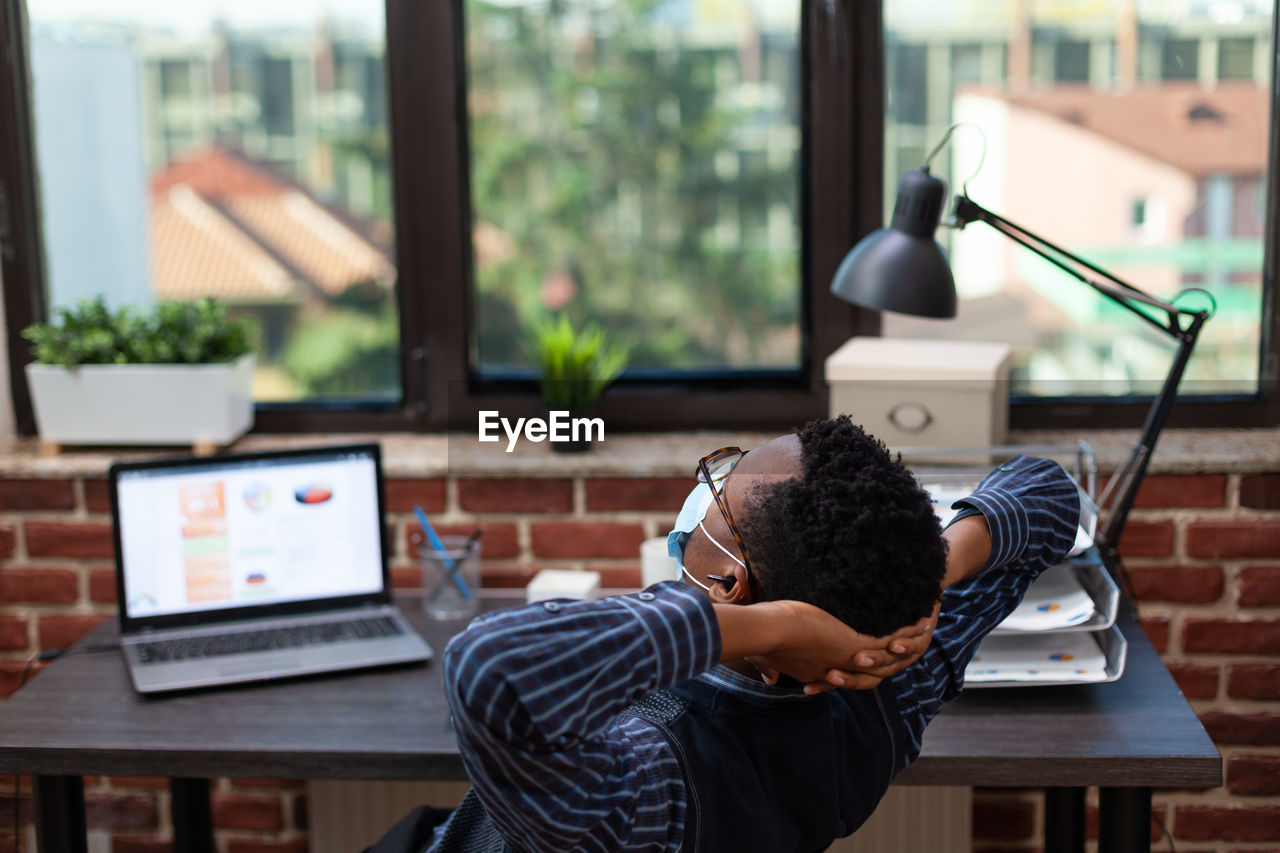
[998,563,1096,631]
[965,632,1110,683]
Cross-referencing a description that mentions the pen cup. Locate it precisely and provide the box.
[421,535,482,620]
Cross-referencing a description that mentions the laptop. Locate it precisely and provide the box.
[109,443,432,694]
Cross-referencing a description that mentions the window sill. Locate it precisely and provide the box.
[0,427,1275,478]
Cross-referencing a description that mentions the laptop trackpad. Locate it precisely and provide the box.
[219,654,302,677]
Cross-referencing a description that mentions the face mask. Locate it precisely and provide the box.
[667,482,746,592]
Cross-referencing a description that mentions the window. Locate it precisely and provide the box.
[1220,36,1256,80]
[0,2,870,433]
[464,1,803,376]
[1053,40,1091,83]
[1131,198,1147,228]
[13,0,400,410]
[1161,38,1199,80]
[883,0,1276,426]
[2,2,1274,433]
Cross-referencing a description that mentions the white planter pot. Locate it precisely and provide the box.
[26,354,255,445]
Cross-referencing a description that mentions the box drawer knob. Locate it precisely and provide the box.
[887,401,933,433]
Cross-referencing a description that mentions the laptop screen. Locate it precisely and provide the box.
[114,446,385,621]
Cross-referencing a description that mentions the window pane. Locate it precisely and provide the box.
[465,0,802,373]
[27,1,399,403]
[884,1,1271,398]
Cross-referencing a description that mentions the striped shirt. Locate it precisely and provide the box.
[440,455,1080,852]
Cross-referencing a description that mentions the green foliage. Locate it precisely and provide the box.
[525,314,628,410]
[22,296,258,368]
[467,0,802,372]
[281,305,400,397]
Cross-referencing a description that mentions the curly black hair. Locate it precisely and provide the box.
[739,415,947,637]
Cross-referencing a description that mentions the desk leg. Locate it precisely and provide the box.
[32,775,86,853]
[170,778,215,853]
[1044,787,1086,853]
[1098,787,1152,853]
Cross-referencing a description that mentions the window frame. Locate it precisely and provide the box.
[0,0,1274,435]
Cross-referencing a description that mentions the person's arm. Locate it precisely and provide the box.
[885,455,1082,766]
[443,582,922,850]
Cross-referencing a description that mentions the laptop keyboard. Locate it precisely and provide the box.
[134,616,403,665]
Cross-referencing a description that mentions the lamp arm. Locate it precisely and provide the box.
[949,194,1212,569]
[952,196,1201,339]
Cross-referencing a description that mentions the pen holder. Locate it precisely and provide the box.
[421,535,483,620]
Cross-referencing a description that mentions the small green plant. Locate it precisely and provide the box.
[23,296,258,368]
[525,314,628,410]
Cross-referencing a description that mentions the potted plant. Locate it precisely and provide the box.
[23,297,259,452]
[525,314,628,452]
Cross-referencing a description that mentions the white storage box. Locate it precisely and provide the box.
[825,337,1012,450]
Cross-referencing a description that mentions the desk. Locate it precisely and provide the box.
[0,593,1220,853]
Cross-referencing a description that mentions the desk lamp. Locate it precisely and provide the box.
[830,161,1213,592]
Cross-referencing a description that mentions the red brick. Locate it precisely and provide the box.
[0,567,79,604]
[1174,806,1280,841]
[391,565,422,589]
[0,791,32,825]
[1085,803,1167,842]
[1240,567,1280,607]
[0,660,45,697]
[0,479,76,510]
[480,566,538,589]
[211,793,283,831]
[1187,521,1280,559]
[25,521,115,559]
[0,614,28,650]
[972,800,1035,840]
[1118,520,1174,558]
[84,479,112,513]
[1140,615,1170,653]
[109,777,169,789]
[38,613,107,649]
[585,477,693,512]
[0,525,14,559]
[408,522,518,559]
[225,842,308,853]
[112,838,172,853]
[1201,713,1280,745]
[1183,619,1280,655]
[1130,566,1223,604]
[531,522,646,559]
[1169,663,1219,699]
[588,566,644,589]
[1228,665,1280,700]
[90,568,119,603]
[228,778,301,789]
[1227,756,1280,795]
[1240,473,1280,509]
[1103,474,1227,508]
[384,478,446,514]
[84,793,158,830]
[458,478,573,513]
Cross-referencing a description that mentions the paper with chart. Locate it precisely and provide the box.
[966,631,1109,683]
[997,562,1096,631]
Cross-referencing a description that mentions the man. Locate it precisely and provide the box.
[425,416,1080,852]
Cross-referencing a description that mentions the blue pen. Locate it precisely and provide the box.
[413,506,473,601]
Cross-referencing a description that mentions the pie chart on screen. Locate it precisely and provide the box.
[294,484,334,505]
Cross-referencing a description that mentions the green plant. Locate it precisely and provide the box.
[525,314,628,410]
[23,297,258,368]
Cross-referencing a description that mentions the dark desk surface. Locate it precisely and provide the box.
[0,593,1221,789]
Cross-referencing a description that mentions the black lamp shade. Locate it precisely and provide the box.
[829,169,959,319]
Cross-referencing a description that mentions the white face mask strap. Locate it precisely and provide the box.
[698,521,747,569]
[678,562,714,593]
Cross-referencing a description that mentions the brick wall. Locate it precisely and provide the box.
[1,468,1277,851]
